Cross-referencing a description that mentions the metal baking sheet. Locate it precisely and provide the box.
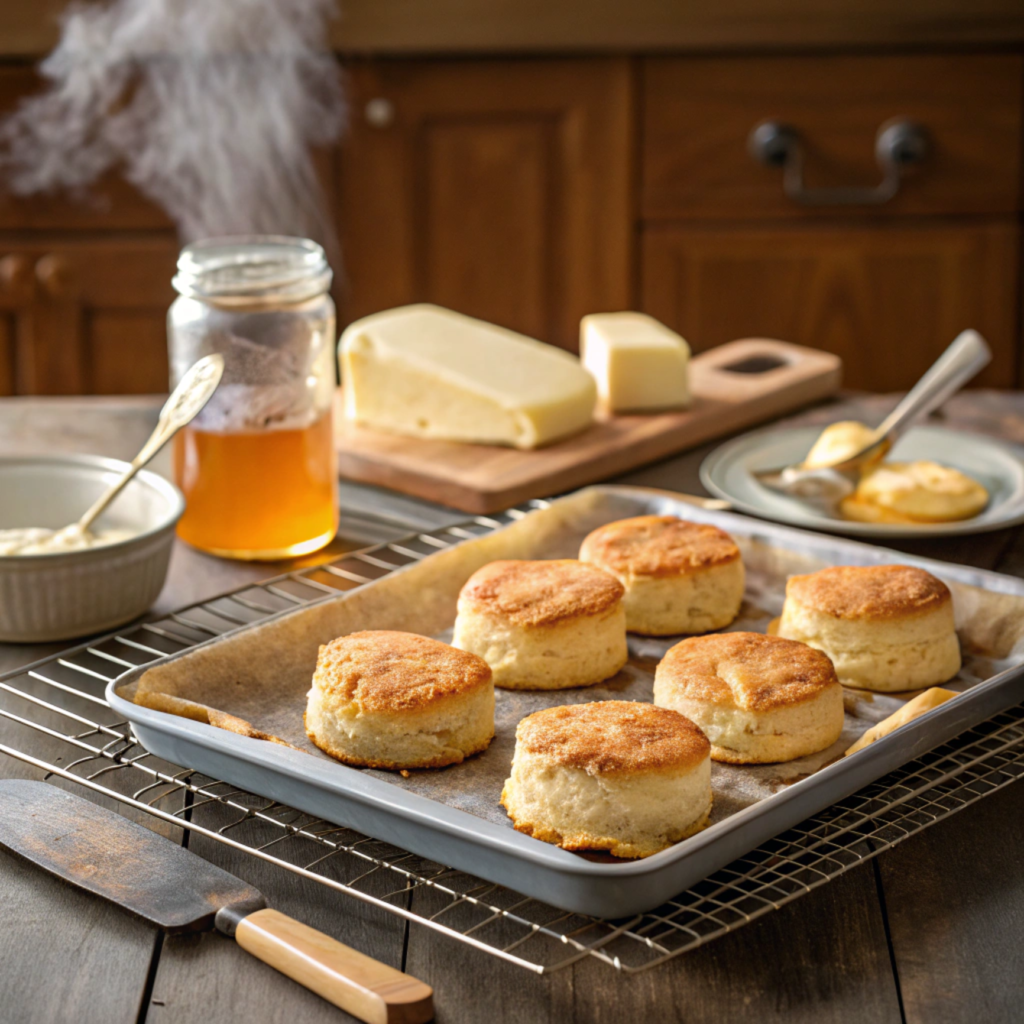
[107,486,1024,917]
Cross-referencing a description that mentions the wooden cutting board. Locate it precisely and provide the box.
[335,338,841,513]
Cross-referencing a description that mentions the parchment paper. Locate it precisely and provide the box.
[121,487,1024,839]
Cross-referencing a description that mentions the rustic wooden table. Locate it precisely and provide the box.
[1,392,1023,1024]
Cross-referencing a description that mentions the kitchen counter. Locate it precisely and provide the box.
[1,391,1023,1023]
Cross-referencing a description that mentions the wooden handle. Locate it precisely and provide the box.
[235,908,434,1024]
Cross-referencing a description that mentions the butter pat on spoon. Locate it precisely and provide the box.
[753,329,992,511]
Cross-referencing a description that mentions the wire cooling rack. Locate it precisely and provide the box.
[2,500,1023,975]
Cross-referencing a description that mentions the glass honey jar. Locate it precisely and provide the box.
[168,236,338,560]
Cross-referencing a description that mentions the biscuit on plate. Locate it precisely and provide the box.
[500,700,712,858]
[775,565,960,692]
[653,632,844,764]
[452,559,627,689]
[579,515,744,635]
[305,630,494,770]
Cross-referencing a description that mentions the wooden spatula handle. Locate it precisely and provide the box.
[235,908,434,1024]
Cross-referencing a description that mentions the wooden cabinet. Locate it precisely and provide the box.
[642,54,1023,221]
[0,238,177,395]
[0,49,1021,394]
[337,59,632,351]
[0,69,173,233]
[639,53,1024,389]
[641,221,1019,391]
[0,67,179,396]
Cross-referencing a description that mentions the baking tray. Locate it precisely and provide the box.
[107,486,1024,918]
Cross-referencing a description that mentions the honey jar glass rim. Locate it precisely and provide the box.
[172,235,332,307]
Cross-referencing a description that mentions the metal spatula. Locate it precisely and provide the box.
[0,780,433,1024]
[753,329,992,512]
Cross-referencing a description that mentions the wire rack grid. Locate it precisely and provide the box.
[1,500,1023,975]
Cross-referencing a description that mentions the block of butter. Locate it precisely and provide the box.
[340,304,596,449]
[580,312,691,413]
[845,687,958,757]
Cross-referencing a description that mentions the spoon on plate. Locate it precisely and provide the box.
[753,329,992,511]
[4,355,223,554]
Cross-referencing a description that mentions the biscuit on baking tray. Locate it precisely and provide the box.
[305,630,494,770]
[579,515,744,635]
[653,632,844,764]
[500,700,712,858]
[775,565,961,692]
[452,559,627,690]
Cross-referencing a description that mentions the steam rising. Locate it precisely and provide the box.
[0,0,345,246]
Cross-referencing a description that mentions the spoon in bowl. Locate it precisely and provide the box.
[752,329,992,512]
[5,355,224,554]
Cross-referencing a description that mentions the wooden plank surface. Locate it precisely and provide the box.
[1,392,1023,1023]
[336,339,841,512]
[146,801,410,1024]
[878,782,1024,1024]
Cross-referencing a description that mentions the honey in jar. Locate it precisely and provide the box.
[168,237,339,560]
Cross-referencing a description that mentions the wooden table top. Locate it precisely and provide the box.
[2,391,1023,1024]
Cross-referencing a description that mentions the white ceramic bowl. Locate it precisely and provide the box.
[0,455,185,642]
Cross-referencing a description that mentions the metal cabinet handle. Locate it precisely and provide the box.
[748,118,929,206]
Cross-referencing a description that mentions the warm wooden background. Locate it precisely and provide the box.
[0,4,1021,396]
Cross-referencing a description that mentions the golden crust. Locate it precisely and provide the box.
[310,630,491,714]
[786,565,952,621]
[304,712,492,770]
[513,700,710,776]
[656,632,839,712]
[457,559,624,627]
[579,515,740,579]
[499,793,712,859]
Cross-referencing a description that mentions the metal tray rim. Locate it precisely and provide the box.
[104,485,1024,914]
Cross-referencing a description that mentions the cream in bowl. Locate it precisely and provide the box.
[0,455,185,642]
[0,524,137,556]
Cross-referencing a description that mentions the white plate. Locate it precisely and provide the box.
[699,426,1024,537]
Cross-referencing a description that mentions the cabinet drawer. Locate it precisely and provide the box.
[640,221,1019,391]
[0,236,177,395]
[642,55,1023,220]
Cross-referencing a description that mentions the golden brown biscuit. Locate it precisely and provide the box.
[501,701,712,858]
[579,515,744,635]
[305,630,494,769]
[653,632,844,763]
[776,565,961,692]
[456,558,624,626]
[452,560,627,689]
[784,565,951,621]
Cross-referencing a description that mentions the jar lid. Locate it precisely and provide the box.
[172,235,332,306]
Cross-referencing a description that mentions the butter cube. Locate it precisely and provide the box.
[340,304,596,449]
[580,312,691,413]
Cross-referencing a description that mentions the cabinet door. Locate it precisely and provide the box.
[338,59,632,351]
[641,221,1019,390]
[0,69,174,232]
[0,237,178,395]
